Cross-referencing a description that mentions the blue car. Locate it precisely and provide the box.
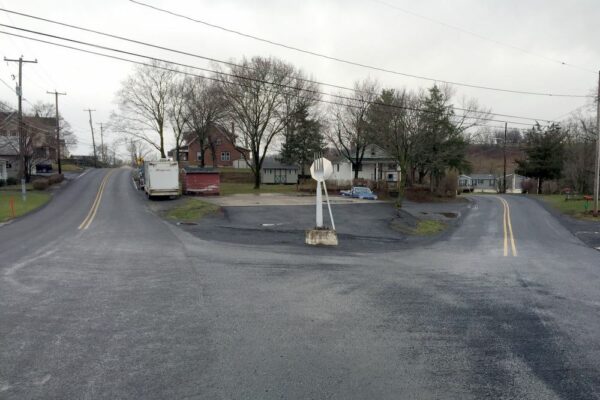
[340,186,378,200]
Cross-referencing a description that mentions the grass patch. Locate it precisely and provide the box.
[414,220,446,235]
[219,182,298,196]
[165,198,220,222]
[54,163,84,172]
[390,217,447,236]
[537,194,599,221]
[0,183,34,191]
[0,191,51,222]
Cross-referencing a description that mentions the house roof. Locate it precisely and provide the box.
[261,157,297,170]
[326,145,395,163]
[470,174,497,179]
[182,123,250,152]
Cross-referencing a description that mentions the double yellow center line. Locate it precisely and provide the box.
[496,196,518,257]
[78,170,114,230]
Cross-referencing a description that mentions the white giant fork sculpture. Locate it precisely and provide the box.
[311,154,335,230]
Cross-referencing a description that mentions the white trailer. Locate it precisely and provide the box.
[143,159,180,198]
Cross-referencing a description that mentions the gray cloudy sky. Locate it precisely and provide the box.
[1,0,598,156]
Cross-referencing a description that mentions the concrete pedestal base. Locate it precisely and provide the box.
[305,228,338,246]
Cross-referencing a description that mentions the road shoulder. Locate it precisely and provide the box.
[528,195,600,250]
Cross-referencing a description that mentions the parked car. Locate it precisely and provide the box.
[35,163,53,173]
[340,186,378,200]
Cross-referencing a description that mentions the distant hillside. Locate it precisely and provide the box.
[466,144,524,175]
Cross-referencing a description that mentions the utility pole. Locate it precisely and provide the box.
[96,122,104,164]
[593,70,600,217]
[503,122,507,194]
[84,109,98,168]
[47,90,66,174]
[4,56,37,182]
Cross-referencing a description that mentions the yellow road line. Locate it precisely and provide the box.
[78,170,114,230]
[495,196,518,257]
[502,198,518,256]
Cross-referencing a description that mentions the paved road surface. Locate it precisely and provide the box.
[1,168,599,399]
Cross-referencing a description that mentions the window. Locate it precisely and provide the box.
[6,163,12,169]
[221,151,230,161]
[216,138,222,145]
[197,152,202,161]
[336,164,339,172]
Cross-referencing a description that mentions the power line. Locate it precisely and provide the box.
[0,0,60,87]
[0,28,557,127]
[0,74,34,106]
[127,0,593,98]
[0,10,566,122]
[370,0,597,74]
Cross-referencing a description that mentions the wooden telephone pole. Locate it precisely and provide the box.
[503,122,507,194]
[84,109,98,168]
[47,90,66,174]
[4,56,37,181]
[593,70,600,217]
[96,122,105,163]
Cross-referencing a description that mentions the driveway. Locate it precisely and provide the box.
[202,192,384,207]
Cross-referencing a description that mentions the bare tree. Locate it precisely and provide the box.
[168,76,192,163]
[125,138,154,166]
[368,88,422,192]
[328,79,379,180]
[217,56,299,188]
[112,61,176,158]
[186,76,227,167]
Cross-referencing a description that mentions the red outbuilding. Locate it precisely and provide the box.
[181,166,220,195]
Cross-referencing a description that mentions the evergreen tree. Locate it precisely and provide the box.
[413,85,470,189]
[279,103,325,178]
[516,123,565,193]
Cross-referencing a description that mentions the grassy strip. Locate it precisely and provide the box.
[537,194,599,221]
[219,182,298,196]
[165,198,220,222]
[0,191,51,222]
[414,220,446,235]
[0,183,34,191]
[53,163,84,172]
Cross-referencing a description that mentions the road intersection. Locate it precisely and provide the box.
[1,168,599,399]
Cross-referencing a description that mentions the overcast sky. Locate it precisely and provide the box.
[1,0,598,157]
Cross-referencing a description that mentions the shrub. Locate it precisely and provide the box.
[542,180,560,194]
[48,173,64,185]
[32,178,49,190]
[6,177,18,185]
[0,179,5,187]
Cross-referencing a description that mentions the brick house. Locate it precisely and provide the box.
[169,124,249,167]
[0,112,59,177]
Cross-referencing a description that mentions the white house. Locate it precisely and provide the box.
[0,159,7,182]
[499,173,526,193]
[328,145,399,185]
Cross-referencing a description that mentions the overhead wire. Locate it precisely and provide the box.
[0,9,566,122]
[127,0,594,98]
[369,0,597,74]
[0,27,557,127]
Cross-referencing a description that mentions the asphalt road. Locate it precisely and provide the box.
[1,168,600,399]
